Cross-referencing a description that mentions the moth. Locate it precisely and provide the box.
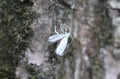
[48,24,71,56]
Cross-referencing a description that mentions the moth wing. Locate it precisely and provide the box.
[56,37,68,56]
[48,34,65,43]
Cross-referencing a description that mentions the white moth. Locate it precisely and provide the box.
[48,24,71,56]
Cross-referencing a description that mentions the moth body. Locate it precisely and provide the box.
[48,24,71,56]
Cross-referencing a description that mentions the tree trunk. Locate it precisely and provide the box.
[23,0,110,79]
[1,0,120,79]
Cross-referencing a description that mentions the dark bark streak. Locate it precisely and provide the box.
[87,67,93,79]
[57,0,71,9]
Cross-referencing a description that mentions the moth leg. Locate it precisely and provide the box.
[54,25,59,34]
[67,34,73,46]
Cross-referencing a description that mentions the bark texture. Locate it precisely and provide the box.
[16,0,120,79]
[22,0,107,79]
[1,0,120,79]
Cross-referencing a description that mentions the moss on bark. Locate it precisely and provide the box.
[0,0,35,78]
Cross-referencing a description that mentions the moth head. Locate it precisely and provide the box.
[65,33,71,38]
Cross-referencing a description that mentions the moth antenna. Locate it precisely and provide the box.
[60,24,65,33]
[64,24,68,33]
[60,23,71,33]
[63,24,68,33]
[66,24,71,33]
[63,23,71,33]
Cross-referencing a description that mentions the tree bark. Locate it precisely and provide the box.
[1,0,120,79]
[20,0,120,79]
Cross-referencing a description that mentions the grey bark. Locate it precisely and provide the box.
[16,0,120,79]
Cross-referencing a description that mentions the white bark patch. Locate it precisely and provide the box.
[109,1,120,9]
[114,26,120,44]
[25,48,44,66]
[16,67,28,79]
[113,17,120,27]
[79,26,91,45]
[16,61,28,79]
[100,48,120,79]
[74,58,81,79]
